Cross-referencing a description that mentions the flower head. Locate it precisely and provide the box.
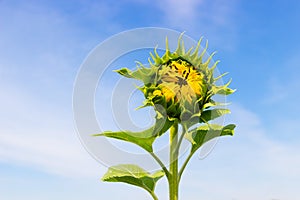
[155,59,205,103]
[116,34,235,122]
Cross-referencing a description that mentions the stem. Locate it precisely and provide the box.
[149,191,159,200]
[169,122,179,200]
[174,125,187,158]
[178,151,194,183]
[150,152,171,180]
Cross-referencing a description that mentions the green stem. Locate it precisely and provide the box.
[149,191,159,200]
[169,122,179,200]
[174,125,187,158]
[178,151,194,183]
[150,152,171,180]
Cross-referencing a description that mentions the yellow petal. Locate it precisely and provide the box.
[153,90,162,96]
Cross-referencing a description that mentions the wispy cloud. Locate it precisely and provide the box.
[264,77,300,106]
[264,51,300,106]
[229,104,300,178]
[0,130,102,178]
[156,0,204,26]
[0,1,107,178]
[152,0,239,50]
[122,0,239,50]
[262,52,300,142]
[177,103,300,199]
[0,79,102,178]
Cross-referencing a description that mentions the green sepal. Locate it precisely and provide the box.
[185,124,236,153]
[214,86,236,95]
[102,164,164,194]
[211,79,236,95]
[115,68,134,78]
[115,64,157,84]
[202,99,229,109]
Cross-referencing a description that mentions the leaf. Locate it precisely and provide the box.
[185,124,236,153]
[102,164,164,193]
[93,117,173,152]
[181,108,230,130]
[200,109,230,123]
[94,130,155,152]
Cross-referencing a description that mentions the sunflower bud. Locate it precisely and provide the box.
[115,34,235,123]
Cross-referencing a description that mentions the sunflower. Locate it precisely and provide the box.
[116,34,234,121]
[97,33,236,200]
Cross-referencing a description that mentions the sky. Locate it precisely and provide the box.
[1,0,300,199]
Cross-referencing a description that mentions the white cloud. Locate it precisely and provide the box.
[0,80,103,178]
[152,0,238,50]
[0,130,102,178]
[262,52,300,141]
[265,77,300,104]
[177,103,300,199]
[157,0,204,25]
[0,1,111,179]
[229,104,300,177]
[264,53,300,112]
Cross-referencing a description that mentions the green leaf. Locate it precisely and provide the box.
[181,108,230,130]
[93,117,173,152]
[102,164,164,194]
[94,130,155,152]
[200,109,230,123]
[185,124,236,153]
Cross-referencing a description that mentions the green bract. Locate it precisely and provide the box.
[94,34,236,200]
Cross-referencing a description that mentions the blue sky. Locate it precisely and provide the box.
[1,0,300,199]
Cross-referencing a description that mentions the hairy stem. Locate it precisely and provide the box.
[174,125,188,159]
[149,191,159,200]
[150,152,171,180]
[178,151,194,183]
[169,122,179,200]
